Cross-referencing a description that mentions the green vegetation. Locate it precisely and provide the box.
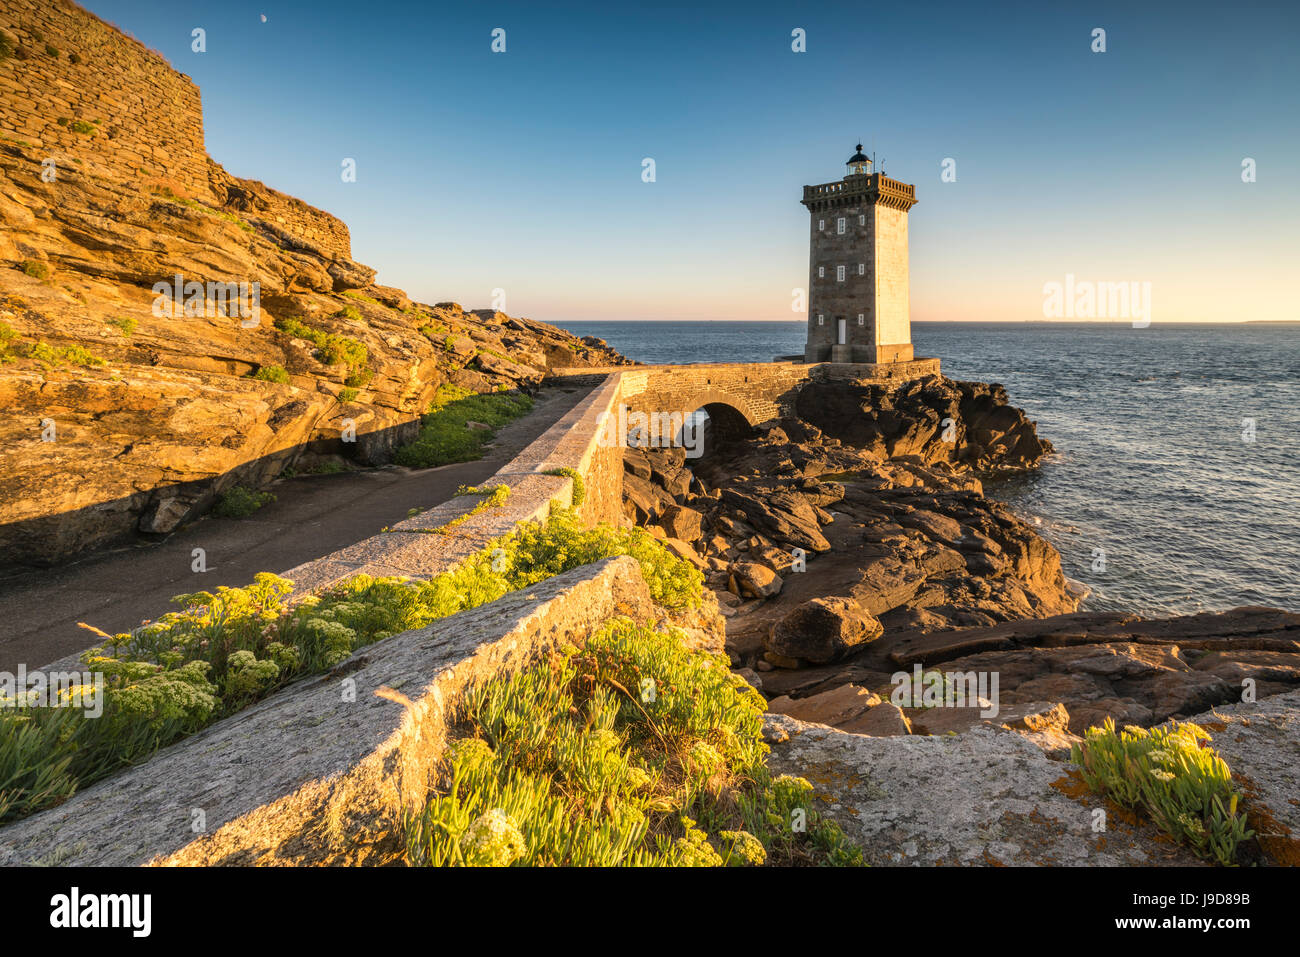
[212,485,276,518]
[406,617,860,866]
[0,32,13,62]
[343,291,381,306]
[109,316,137,337]
[338,386,359,403]
[67,52,81,65]
[394,384,533,468]
[279,461,346,479]
[249,364,291,385]
[337,304,363,323]
[274,316,369,383]
[0,509,701,825]
[44,44,58,58]
[0,322,108,369]
[152,186,253,232]
[21,260,49,280]
[544,467,585,507]
[70,120,96,136]
[415,483,511,535]
[7,339,106,368]
[1072,719,1253,866]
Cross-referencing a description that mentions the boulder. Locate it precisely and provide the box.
[839,702,913,737]
[659,505,704,543]
[766,596,883,664]
[730,561,782,599]
[660,538,706,570]
[719,487,830,553]
[766,684,881,726]
[327,259,376,291]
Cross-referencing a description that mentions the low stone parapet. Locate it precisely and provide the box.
[0,556,653,866]
[283,372,626,597]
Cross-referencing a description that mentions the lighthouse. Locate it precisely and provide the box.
[801,145,917,363]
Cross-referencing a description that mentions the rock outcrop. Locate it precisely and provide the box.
[763,687,1300,866]
[0,139,630,567]
[795,376,1054,472]
[620,374,1300,758]
[620,394,1078,667]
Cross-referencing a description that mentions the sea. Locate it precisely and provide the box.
[558,320,1300,618]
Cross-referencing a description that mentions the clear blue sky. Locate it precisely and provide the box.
[89,0,1300,323]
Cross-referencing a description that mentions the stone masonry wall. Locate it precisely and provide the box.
[806,205,873,359]
[874,204,911,357]
[551,360,943,434]
[209,161,352,260]
[0,0,209,197]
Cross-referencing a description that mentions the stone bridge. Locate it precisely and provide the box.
[551,357,941,444]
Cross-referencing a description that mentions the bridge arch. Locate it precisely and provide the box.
[676,389,761,429]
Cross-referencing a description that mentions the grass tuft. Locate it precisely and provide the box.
[274,316,368,381]
[394,384,532,468]
[1072,719,1253,865]
[544,467,585,507]
[249,364,290,385]
[212,485,276,518]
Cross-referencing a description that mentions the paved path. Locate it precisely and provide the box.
[0,384,594,672]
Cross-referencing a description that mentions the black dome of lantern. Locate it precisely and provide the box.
[846,143,871,174]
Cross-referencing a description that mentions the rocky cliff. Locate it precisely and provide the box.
[0,137,628,567]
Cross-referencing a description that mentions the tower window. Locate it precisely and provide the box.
[818,219,825,230]
[837,217,845,234]
[858,263,865,275]
[858,314,865,325]
[836,265,845,282]
[858,214,865,226]
[818,266,824,278]
[817,315,824,325]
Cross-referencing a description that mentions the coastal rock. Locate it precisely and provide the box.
[731,561,782,599]
[660,537,706,570]
[882,607,1300,735]
[763,714,1204,865]
[659,504,704,543]
[719,487,831,553]
[766,596,883,664]
[839,701,913,737]
[0,137,631,568]
[793,376,1054,472]
[766,684,881,726]
[762,690,1300,865]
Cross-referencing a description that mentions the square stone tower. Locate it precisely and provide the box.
[801,145,917,363]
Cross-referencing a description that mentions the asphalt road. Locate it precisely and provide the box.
[0,384,593,672]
